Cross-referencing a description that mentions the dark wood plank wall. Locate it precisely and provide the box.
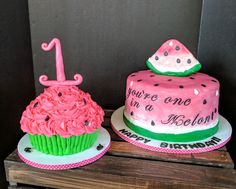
[0,0,35,188]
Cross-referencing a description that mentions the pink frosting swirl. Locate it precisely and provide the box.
[20,86,104,137]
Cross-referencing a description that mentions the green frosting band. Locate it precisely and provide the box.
[29,130,98,156]
[146,60,202,77]
[123,114,219,142]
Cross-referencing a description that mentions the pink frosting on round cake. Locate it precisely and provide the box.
[20,86,104,137]
[124,70,220,134]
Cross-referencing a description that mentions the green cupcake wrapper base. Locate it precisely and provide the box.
[28,130,98,156]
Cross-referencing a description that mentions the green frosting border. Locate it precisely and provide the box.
[123,114,219,142]
[146,60,202,77]
[29,130,98,156]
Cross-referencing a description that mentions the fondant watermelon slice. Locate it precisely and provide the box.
[146,39,201,76]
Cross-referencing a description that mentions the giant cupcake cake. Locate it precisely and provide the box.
[20,38,105,156]
[111,39,231,153]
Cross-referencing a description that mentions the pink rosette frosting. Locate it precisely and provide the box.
[21,38,104,137]
[20,86,104,137]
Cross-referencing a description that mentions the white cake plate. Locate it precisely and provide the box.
[111,106,232,154]
[18,127,111,170]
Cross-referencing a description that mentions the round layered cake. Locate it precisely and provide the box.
[123,39,220,142]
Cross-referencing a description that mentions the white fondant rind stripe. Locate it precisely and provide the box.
[148,58,199,72]
[111,107,232,154]
[124,110,219,134]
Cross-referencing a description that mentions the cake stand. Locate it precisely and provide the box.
[18,127,110,170]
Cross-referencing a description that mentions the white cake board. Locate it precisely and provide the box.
[18,127,111,170]
[111,106,232,154]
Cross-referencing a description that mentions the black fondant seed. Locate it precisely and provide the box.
[168,79,172,81]
[201,84,206,87]
[155,56,159,60]
[203,99,207,104]
[84,120,89,126]
[187,59,191,64]
[164,51,168,56]
[211,79,217,82]
[176,59,181,63]
[83,98,87,105]
[24,147,32,153]
[137,79,142,82]
[179,85,184,89]
[151,121,155,126]
[96,144,104,150]
[34,102,39,107]
[154,83,159,86]
[175,46,180,50]
[58,92,62,97]
[215,108,217,113]
[45,116,50,121]
[131,74,136,77]
[189,77,195,80]
[131,111,134,116]
[150,75,155,77]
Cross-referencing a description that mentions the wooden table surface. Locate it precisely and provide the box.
[4,110,236,189]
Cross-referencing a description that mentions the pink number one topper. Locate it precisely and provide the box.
[39,38,83,87]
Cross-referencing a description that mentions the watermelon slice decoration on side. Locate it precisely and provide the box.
[146,39,201,76]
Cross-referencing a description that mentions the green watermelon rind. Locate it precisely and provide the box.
[146,60,202,77]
